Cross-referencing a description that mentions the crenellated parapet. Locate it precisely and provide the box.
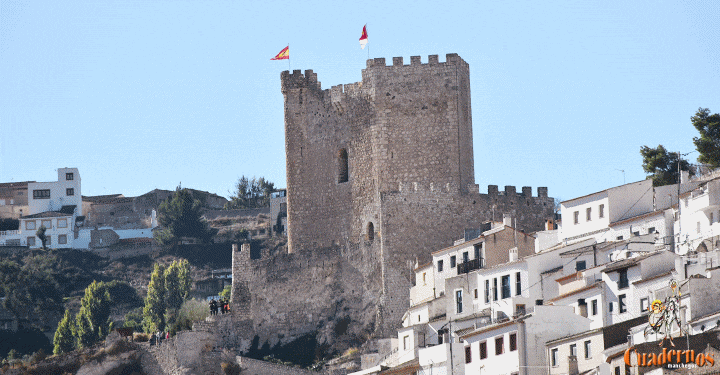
[363,53,468,69]
[280,69,322,94]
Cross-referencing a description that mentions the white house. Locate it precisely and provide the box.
[460,305,592,375]
[0,168,81,248]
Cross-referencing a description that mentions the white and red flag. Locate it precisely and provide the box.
[359,25,368,49]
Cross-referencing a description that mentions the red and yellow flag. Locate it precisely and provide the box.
[271,46,289,60]
[359,25,368,49]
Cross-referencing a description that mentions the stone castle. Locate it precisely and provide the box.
[229,54,554,352]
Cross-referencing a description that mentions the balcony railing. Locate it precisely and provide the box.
[457,258,484,275]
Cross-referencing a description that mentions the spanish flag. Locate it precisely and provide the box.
[271,46,289,60]
[359,25,368,49]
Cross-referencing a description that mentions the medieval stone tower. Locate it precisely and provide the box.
[280,53,555,331]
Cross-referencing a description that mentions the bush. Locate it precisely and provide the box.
[221,361,241,375]
[133,333,149,342]
[169,298,209,334]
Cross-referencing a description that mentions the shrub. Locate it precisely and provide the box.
[221,361,241,375]
[170,298,209,333]
[133,333,149,342]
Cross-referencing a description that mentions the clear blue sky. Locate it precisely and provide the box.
[2,1,719,202]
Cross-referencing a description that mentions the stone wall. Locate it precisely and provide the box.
[236,356,317,375]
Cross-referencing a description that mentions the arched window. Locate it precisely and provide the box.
[338,148,349,183]
[367,222,375,241]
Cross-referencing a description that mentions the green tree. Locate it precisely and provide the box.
[640,145,694,187]
[226,176,275,209]
[36,226,47,250]
[143,264,166,333]
[154,187,215,246]
[164,259,191,313]
[219,285,231,300]
[0,257,62,320]
[74,281,113,348]
[53,309,75,355]
[692,108,720,168]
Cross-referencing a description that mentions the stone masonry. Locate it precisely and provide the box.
[229,54,555,353]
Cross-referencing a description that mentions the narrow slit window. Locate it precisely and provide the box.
[338,148,349,183]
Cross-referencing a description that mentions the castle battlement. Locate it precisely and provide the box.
[280,69,321,93]
[364,53,466,68]
[485,185,549,198]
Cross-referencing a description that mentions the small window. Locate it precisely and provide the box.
[42,220,52,229]
[648,227,656,234]
[474,289,478,299]
[599,204,604,218]
[615,366,621,375]
[57,218,67,228]
[27,237,35,247]
[456,290,463,314]
[640,297,649,312]
[551,348,558,366]
[480,342,487,359]
[66,188,74,196]
[509,332,517,351]
[576,260,586,271]
[338,149,349,183]
[484,279,490,303]
[46,236,51,246]
[493,278,498,301]
[465,346,472,364]
[422,272,426,285]
[586,207,592,221]
[403,335,409,350]
[570,344,577,357]
[58,235,67,245]
[495,336,504,355]
[66,173,74,180]
[437,260,444,272]
[463,251,469,264]
[618,269,629,289]
[366,222,374,241]
[574,211,579,224]
[584,340,591,359]
[450,255,456,268]
[33,189,50,199]
[501,275,511,299]
[592,299,598,316]
[515,272,522,296]
[619,294,627,313]
[25,221,36,230]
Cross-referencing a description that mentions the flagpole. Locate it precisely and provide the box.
[288,43,291,71]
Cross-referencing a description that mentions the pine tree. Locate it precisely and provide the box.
[143,263,166,333]
[154,187,215,246]
[74,281,113,348]
[53,309,75,355]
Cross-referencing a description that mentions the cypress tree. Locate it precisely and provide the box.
[143,263,166,333]
[74,281,113,348]
[53,309,75,355]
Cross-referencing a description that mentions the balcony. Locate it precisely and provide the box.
[457,258,484,275]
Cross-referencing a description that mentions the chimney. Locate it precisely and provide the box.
[681,170,690,184]
[509,247,518,262]
[503,214,513,227]
[546,219,554,231]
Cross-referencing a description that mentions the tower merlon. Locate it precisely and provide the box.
[364,54,466,69]
[281,69,321,92]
